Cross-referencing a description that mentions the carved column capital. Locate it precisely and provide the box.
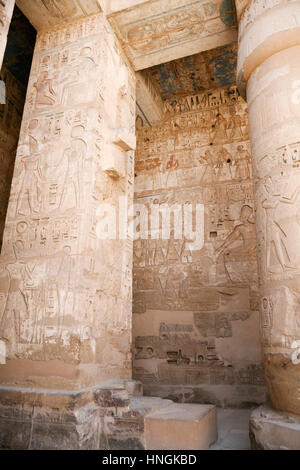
[234,0,252,24]
[237,0,300,97]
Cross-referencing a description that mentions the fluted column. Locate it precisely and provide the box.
[237,0,300,415]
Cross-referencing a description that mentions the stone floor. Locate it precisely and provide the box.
[210,408,252,450]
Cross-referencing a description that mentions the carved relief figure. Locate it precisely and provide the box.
[215,204,257,283]
[227,106,243,140]
[60,125,87,209]
[262,176,300,273]
[33,71,56,108]
[16,145,42,216]
[235,144,251,180]
[216,205,256,258]
[212,112,227,143]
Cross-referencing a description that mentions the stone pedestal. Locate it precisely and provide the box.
[0,379,144,450]
[0,0,15,70]
[250,405,300,450]
[144,404,217,450]
[237,0,300,416]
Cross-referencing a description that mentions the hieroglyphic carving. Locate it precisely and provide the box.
[134,320,264,388]
[164,84,242,115]
[133,80,263,403]
[108,0,237,70]
[243,38,300,413]
[0,13,135,388]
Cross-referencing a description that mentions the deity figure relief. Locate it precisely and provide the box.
[60,126,87,209]
[16,142,42,217]
[216,205,257,283]
[227,106,243,140]
[235,145,251,180]
[217,147,232,181]
[22,260,44,344]
[33,71,56,108]
[216,205,256,258]
[262,176,300,273]
[212,112,227,143]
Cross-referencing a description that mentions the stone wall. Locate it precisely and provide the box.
[133,84,267,407]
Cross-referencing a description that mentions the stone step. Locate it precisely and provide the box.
[129,396,173,416]
[101,379,143,397]
[144,403,217,450]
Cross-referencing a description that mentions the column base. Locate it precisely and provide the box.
[250,404,300,450]
[0,379,144,450]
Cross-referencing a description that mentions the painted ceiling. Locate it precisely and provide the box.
[2,5,36,85]
[144,42,238,100]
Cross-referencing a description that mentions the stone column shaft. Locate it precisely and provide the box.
[238,0,300,414]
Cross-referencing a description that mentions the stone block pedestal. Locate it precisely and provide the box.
[0,380,144,450]
[250,405,300,450]
[144,403,217,450]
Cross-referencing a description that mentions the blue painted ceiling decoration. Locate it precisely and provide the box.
[2,5,36,85]
[145,42,238,100]
[220,0,237,27]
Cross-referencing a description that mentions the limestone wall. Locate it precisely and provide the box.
[0,13,136,390]
[133,84,267,407]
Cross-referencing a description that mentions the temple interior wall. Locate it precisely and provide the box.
[0,2,267,407]
[132,84,267,407]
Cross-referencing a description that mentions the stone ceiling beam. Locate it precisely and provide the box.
[136,70,164,125]
[107,0,238,71]
[101,0,151,15]
[16,1,238,73]
[16,0,103,31]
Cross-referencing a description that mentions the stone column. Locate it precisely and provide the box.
[0,12,137,449]
[237,0,300,417]
[0,0,15,70]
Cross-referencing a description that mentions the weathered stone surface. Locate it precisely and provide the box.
[16,0,103,31]
[140,383,267,409]
[108,0,237,70]
[133,76,265,407]
[2,0,300,452]
[0,381,145,450]
[238,0,300,415]
[250,405,300,450]
[0,11,135,390]
[145,403,217,450]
